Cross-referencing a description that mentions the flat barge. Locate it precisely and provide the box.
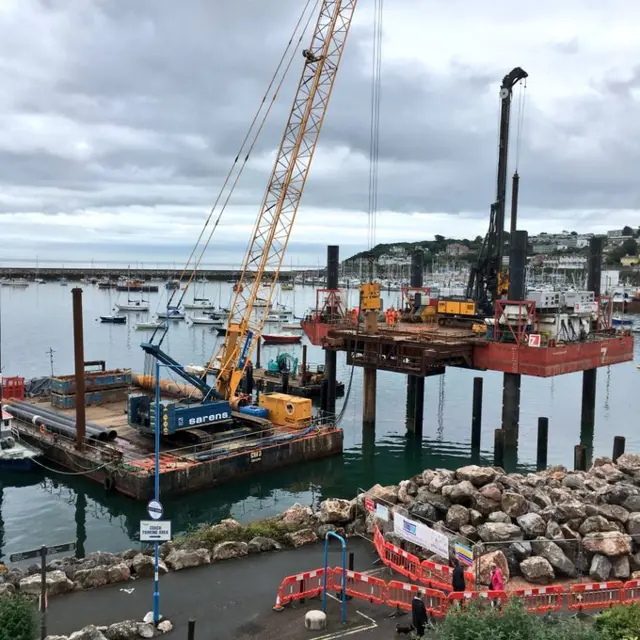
[253,367,345,399]
[6,399,343,500]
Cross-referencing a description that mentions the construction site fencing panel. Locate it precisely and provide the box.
[513,586,565,614]
[420,559,475,592]
[567,581,624,612]
[278,568,327,606]
[331,567,386,605]
[623,579,640,604]
[382,541,421,583]
[386,580,424,613]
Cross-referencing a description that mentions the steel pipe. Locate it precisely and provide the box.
[2,404,100,442]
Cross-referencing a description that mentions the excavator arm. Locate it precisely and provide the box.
[209,0,358,403]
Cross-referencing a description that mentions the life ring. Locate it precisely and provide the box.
[40,424,46,435]
[285,402,294,416]
[103,475,115,491]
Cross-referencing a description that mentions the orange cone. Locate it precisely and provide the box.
[272,593,284,612]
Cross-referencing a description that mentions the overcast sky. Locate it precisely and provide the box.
[1,0,639,267]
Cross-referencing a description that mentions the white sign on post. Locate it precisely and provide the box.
[140,520,172,542]
[147,499,164,521]
[393,513,449,558]
[375,503,389,522]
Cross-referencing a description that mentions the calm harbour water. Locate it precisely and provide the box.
[0,281,637,560]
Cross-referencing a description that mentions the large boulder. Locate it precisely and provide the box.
[104,621,141,640]
[531,538,577,578]
[579,516,616,536]
[623,495,640,511]
[20,570,73,596]
[409,502,438,523]
[626,513,640,536]
[510,541,532,561]
[562,474,585,491]
[415,489,451,514]
[279,503,317,528]
[589,554,612,581]
[612,555,631,580]
[106,564,130,585]
[593,464,625,483]
[68,627,107,640]
[398,480,418,504]
[445,505,470,531]
[429,470,456,493]
[616,454,640,476]
[212,541,249,561]
[131,554,167,578]
[79,552,119,570]
[284,529,317,548]
[517,513,546,538]
[556,501,586,522]
[319,499,353,524]
[165,548,211,571]
[459,525,478,541]
[368,484,399,504]
[477,523,523,543]
[455,465,496,487]
[442,481,476,504]
[501,492,528,519]
[475,550,509,586]
[208,518,242,539]
[583,532,632,557]
[479,483,503,503]
[73,567,109,590]
[0,584,15,598]
[488,512,511,524]
[468,509,484,527]
[599,504,629,524]
[247,537,281,554]
[520,557,554,584]
[471,495,502,517]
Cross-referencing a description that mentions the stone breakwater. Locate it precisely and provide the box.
[6,454,640,599]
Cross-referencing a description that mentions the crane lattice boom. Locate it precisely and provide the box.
[211,0,358,401]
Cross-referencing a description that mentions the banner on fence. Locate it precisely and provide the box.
[394,513,449,557]
[375,503,389,522]
[454,542,474,566]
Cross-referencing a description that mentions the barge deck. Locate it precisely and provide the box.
[11,399,343,500]
[253,368,345,399]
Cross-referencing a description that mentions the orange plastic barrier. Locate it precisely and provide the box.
[374,527,385,558]
[623,579,640,604]
[514,586,564,613]
[387,580,423,612]
[448,590,508,612]
[278,568,328,606]
[331,567,386,605]
[383,541,421,582]
[568,581,623,612]
[420,559,475,591]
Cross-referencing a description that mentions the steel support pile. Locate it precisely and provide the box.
[406,250,425,433]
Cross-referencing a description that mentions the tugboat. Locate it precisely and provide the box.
[0,410,40,471]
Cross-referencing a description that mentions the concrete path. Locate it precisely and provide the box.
[47,538,380,639]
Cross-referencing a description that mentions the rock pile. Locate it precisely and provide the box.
[347,455,640,585]
[44,617,172,639]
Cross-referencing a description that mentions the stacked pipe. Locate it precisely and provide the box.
[2,401,116,442]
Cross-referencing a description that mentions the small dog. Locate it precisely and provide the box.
[395,622,414,635]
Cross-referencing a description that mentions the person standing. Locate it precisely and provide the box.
[411,590,428,638]
[452,558,466,592]
[490,563,504,591]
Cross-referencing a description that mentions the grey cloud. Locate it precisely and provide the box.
[1,0,639,244]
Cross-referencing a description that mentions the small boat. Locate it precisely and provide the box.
[612,316,633,327]
[100,315,126,324]
[0,411,40,471]
[97,278,114,289]
[115,300,150,312]
[254,298,271,308]
[135,321,166,330]
[59,278,68,286]
[264,314,284,323]
[281,322,303,331]
[281,283,295,291]
[34,278,45,284]
[183,298,215,311]
[1,279,29,288]
[157,306,185,320]
[262,332,303,345]
[165,280,180,290]
[189,316,221,326]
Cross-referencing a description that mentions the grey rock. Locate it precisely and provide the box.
[455,465,496,487]
[20,570,74,596]
[414,488,451,514]
[247,536,281,554]
[585,504,600,518]
[627,513,640,536]
[517,513,546,538]
[612,555,631,579]
[445,505,469,531]
[165,548,211,570]
[525,473,547,488]
[319,498,353,524]
[157,620,173,634]
[137,624,155,639]
[409,501,438,523]
[477,522,523,543]
[106,564,130,584]
[531,490,553,509]
[429,470,456,493]
[488,512,512,524]
[284,529,318,548]
[477,550,509,586]
[459,525,478,541]
[208,518,242,539]
[131,554,167,578]
[510,541,532,561]
[579,516,616,536]
[531,538,577,577]
[589,554,612,581]
[68,627,108,640]
[545,521,564,541]
[421,470,437,486]
[442,481,476,504]
[616,454,640,476]
[0,583,15,598]
[593,464,625,483]
[520,557,554,584]
[501,492,528,518]
[598,483,638,506]
[74,567,109,590]
[599,504,629,524]
[104,621,140,640]
[623,495,640,511]
[316,524,345,540]
[562,474,585,490]
[630,551,640,572]
[79,552,120,570]
[44,636,68,640]
[471,494,502,517]
[468,509,484,526]
[557,501,586,521]
[212,541,248,561]
[279,503,318,527]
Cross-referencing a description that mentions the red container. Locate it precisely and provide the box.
[1,376,25,401]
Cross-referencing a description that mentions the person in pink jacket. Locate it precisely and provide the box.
[490,564,505,591]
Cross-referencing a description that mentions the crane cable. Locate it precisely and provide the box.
[336,0,384,426]
[152,0,319,338]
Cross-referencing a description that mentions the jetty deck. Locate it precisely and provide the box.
[13,398,343,501]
